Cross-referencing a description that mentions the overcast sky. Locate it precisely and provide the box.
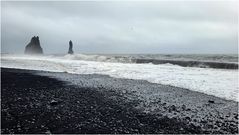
[1,1,238,54]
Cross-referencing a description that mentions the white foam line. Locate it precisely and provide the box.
[1,54,238,102]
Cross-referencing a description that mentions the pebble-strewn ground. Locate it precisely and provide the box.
[1,68,238,134]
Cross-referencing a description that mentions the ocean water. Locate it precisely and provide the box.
[56,53,238,69]
[1,53,238,102]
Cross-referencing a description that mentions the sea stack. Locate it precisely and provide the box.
[68,40,74,54]
[24,36,43,54]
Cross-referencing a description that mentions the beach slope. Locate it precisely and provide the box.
[1,68,238,134]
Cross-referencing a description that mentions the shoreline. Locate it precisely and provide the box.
[2,54,238,102]
[1,67,238,134]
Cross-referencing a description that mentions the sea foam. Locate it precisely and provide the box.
[1,54,238,102]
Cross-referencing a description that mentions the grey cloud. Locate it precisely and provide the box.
[1,1,238,54]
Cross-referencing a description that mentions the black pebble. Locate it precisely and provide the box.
[50,100,58,106]
[208,100,215,103]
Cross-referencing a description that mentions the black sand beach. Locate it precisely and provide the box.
[1,68,238,134]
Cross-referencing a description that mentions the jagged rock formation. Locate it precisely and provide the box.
[25,36,43,54]
[68,40,74,54]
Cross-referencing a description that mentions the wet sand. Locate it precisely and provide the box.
[1,68,238,134]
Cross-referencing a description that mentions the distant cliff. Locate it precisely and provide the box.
[25,36,43,54]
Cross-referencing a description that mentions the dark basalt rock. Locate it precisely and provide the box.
[208,100,215,103]
[25,36,43,54]
[68,40,74,54]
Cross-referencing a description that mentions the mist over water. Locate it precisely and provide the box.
[2,53,238,69]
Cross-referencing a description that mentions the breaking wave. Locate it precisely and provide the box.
[62,54,238,69]
[133,59,238,69]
